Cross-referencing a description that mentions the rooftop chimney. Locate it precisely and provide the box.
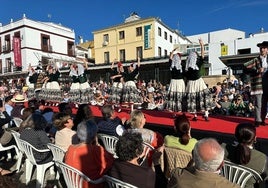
[78,36,83,44]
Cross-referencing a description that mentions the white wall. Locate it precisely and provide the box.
[154,21,191,56]
[187,28,246,75]
[0,16,75,72]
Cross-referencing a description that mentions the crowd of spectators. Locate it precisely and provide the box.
[0,75,267,187]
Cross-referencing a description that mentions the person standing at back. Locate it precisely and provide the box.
[244,41,268,126]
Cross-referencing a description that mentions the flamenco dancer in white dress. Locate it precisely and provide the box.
[69,60,92,103]
[165,48,186,112]
[184,39,213,121]
[40,63,61,102]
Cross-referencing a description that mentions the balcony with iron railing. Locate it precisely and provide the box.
[2,45,11,53]
[41,45,53,52]
[1,66,22,74]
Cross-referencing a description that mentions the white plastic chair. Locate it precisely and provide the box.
[139,142,154,166]
[47,143,66,180]
[10,130,24,171]
[0,142,19,162]
[221,160,263,188]
[97,133,119,158]
[55,161,104,188]
[18,138,55,188]
[104,175,138,188]
[12,117,23,127]
[47,143,66,162]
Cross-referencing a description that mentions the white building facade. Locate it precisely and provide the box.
[187,28,268,76]
[0,14,76,78]
[187,28,246,75]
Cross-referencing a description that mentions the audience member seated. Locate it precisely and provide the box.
[97,104,126,137]
[164,114,197,153]
[11,94,27,119]
[126,110,163,149]
[154,91,164,110]
[212,94,231,115]
[42,107,56,137]
[91,90,105,106]
[107,132,167,188]
[228,94,249,117]
[168,138,239,188]
[53,112,79,151]
[72,103,94,131]
[0,103,16,160]
[65,120,114,188]
[58,102,73,117]
[247,101,255,117]
[4,95,13,116]
[221,123,268,187]
[21,107,34,120]
[143,92,157,110]
[20,113,53,164]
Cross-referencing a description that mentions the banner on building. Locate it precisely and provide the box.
[144,25,151,49]
[13,37,22,67]
[221,45,228,56]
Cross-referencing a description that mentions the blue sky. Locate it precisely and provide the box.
[1,0,268,42]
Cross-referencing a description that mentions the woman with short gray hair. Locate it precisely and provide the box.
[65,120,114,188]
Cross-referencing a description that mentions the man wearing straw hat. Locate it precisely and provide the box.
[11,94,28,119]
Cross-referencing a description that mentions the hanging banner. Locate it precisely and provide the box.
[13,36,22,67]
[144,25,151,49]
[221,45,228,56]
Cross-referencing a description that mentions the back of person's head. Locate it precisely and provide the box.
[128,110,144,128]
[193,138,224,172]
[53,112,71,130]
[77,120,98,144]
[4,95,13,103]
[20,113,47,131]
[21,107,34,120]
[116,132,143,162]
[174,114,191,145]
[58,102,72,115]
[101,104,114,119]
[28,99,38,110]
[42,107,53,114]
[234,123,256,165]
[73,104,93,127]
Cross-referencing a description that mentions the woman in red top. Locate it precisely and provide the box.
[65,120,114,188]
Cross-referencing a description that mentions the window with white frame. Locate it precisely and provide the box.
[104,51,110,64]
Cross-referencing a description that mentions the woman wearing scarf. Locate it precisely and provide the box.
[185,39,212,121]
[165,48,186,112]
[69,60,92,103]
[40,63,61,102]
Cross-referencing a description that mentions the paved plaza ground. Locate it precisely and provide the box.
[2,157,63,188]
